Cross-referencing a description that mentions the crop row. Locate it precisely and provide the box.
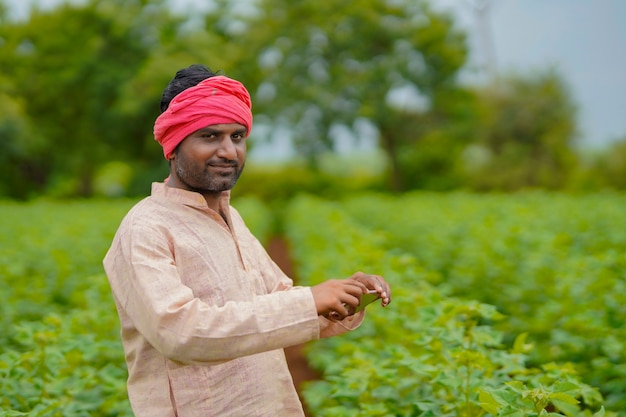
[1,193,622,416]
[284,194,619,416]
[339,191,626,411]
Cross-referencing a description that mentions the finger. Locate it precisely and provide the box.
[365,275,390,305]
[333,301,352,319]
[380,281,391,306]
[344,279,369,295]
[350,274,379,292]
[373,276,385,293]
[362,274,385,295]
[327,310,342,321]
[339,292,361,309]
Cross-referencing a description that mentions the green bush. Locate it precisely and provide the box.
[340,191,626,411]
[0,287,131,417]
[0,199,136,416]
[285,194,612,416]
[1,193,620,416]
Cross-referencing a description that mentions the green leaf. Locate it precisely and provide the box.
[549,392,579,405]
[511,332,534,354]
[478,390,500,414]
[592,406,606,417]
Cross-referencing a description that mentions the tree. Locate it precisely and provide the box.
[0,0,227,197]
[234,0,469,191]
[463,70,579,190]
[0,76,47,199]
[581,137,626,190]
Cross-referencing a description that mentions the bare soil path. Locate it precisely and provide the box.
[266,237,321,416]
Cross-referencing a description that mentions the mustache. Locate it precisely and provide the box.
[208,159,238,167]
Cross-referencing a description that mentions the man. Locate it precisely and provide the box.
[103,64,391,417]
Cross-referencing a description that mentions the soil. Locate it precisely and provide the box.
[266,237,321,416]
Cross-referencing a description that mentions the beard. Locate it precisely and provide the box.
[174,151,244,194]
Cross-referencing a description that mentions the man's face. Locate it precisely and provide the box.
[171,123,247,194]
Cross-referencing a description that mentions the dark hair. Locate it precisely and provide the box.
[159,64,219,112]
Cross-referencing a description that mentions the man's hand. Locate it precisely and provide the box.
[349,272,392,307]
[311,273,391,320]
[311,279,368,319]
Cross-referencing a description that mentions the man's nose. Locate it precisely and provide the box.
[217,138,237,160]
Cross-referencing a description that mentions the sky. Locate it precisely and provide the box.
[435,0,626,149]
[5,0,626,150]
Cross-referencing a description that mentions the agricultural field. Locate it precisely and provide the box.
[286,192,624,416]
[1,192,623,416]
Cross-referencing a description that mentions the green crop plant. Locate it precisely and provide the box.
[340,191,626,411]
[1,192,621,416]
[285,194,613,416]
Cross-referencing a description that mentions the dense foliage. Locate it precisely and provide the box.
[1,0,624,199]
[0,0,233,198]
[235,0,470,191]
[0,199,134,415]
[0,192,623,416]
[339,191,626,410]
[462,71,579,191]
[284,193,623,416]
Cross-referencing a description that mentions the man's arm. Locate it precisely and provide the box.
[104,222,321,365]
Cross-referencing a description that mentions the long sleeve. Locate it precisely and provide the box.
[104,216,321,365]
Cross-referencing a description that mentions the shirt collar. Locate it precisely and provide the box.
[150,182,231,210]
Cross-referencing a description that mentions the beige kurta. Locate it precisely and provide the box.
[103,183,362,417]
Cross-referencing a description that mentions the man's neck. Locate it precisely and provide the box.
[165,176,223,212]
[202,193,223,212]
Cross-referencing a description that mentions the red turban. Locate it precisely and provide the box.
[153,75,253,159]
